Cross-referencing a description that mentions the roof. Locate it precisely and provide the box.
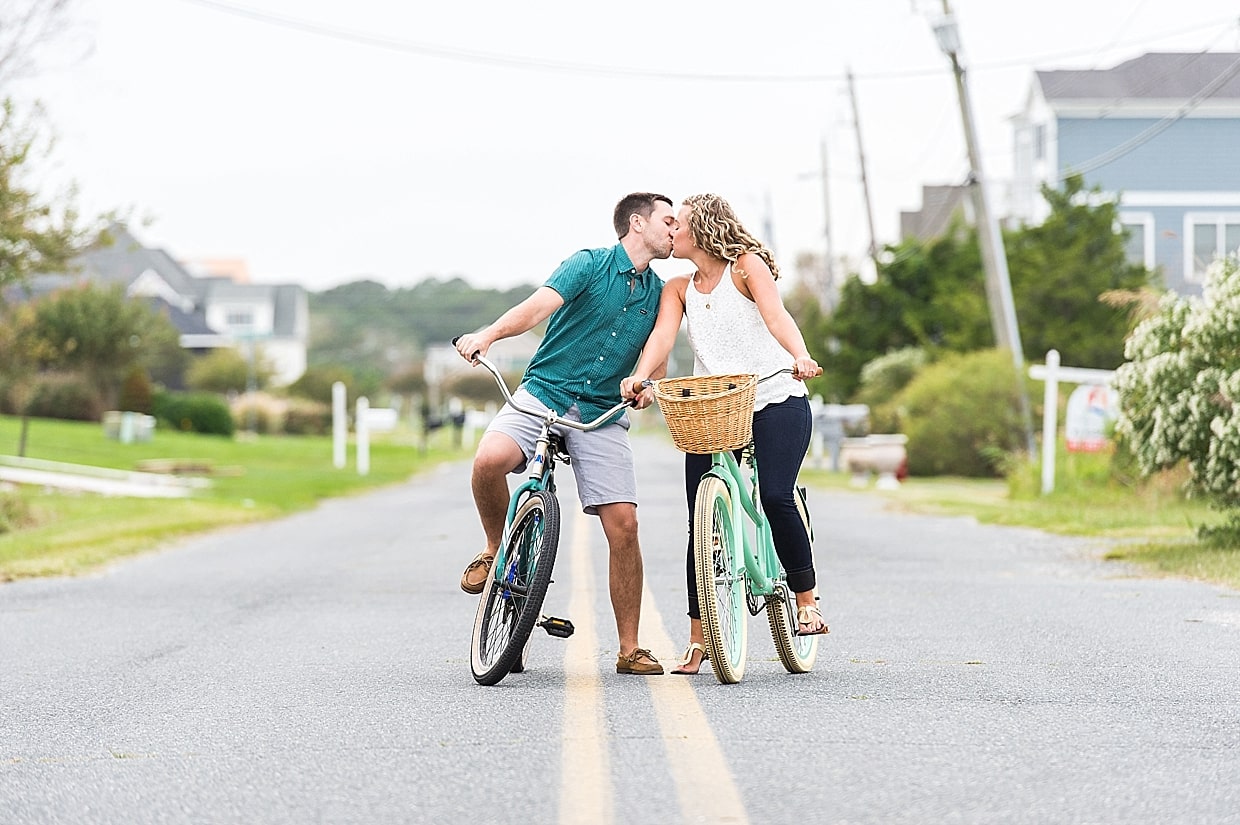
[1036,52,1240,102]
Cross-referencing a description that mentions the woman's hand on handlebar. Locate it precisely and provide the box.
[620,376,656,410]
[792,356,822,381]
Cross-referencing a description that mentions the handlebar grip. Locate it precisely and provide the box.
[451,335,480,362]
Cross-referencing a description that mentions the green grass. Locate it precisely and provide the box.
[0,415,471,580]
[802,448,1240,590]
[4,416,1239,592]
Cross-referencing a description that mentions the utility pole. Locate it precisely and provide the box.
[819,134,836,306]
[846,69,881,276]
[931,1,1036,456]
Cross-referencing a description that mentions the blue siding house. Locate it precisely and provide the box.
[1010,52,1240,295]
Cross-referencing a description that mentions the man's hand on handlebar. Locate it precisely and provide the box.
[620,376,656,410]
[453,333,488,363]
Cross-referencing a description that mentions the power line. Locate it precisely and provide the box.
[178,0,1235,86]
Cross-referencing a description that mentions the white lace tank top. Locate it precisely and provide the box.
[684,264,806,411]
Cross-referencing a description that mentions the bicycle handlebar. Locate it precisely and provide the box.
[451,337,634,432]
[640,367,798,393]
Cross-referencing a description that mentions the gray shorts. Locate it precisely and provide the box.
[485,386,637,516]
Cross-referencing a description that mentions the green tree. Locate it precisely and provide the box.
[27,283,184,408]
[1007,175,1154,368]
[0,300,55,453]
[0,98,99,292]
[307,276,538,375]
[809,177,1155,404]
[815,221,990,401]
[186,347,273,395]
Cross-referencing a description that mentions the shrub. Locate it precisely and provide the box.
[152,390,235,436]
[24,373,103,421]
[283,397,332,436]
[891,348,1031,477]
[186,347,274,395]
[288,364,354,403]
[230,392,285,435]
[1114,254,1240,527]
[118,366,155,414]
[0,492,35,534]
[855,347,927,432]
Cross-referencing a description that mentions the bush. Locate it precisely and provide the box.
[230,392,285,435]
[0,492,35,534]
[855,347,927,432]
[24,373,103,421]
[287,364,354,403]
[152,390,235,436]
[118,366,155,414]
[1114,254,1240,512]
[186,347,274,395]
[283,397,332,436]
[891,349,1031,478]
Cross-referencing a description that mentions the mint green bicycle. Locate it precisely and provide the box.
[651,371,819,684]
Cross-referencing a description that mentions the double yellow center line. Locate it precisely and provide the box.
[558,509,749,824]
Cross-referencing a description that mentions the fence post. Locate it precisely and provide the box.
[356,396,370,477]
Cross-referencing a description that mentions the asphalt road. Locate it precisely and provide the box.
[2,432,1238,825]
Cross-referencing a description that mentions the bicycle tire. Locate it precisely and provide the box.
[694,475,748,684]
[470,491,560,685]
[767,485,819,673]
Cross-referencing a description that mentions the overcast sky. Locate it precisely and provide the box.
[13,0,1240,292]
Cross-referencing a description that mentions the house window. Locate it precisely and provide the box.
[1187,213,1240,282]
[226,310,254,330]
[1119,212,1154,269]
[1032,123,1045,162]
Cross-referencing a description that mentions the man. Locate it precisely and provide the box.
[453,192,674,676]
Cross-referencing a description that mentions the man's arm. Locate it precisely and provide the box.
[454,286,564,361]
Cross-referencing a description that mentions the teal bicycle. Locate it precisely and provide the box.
[456,342,635,686]
[651,370,819,684]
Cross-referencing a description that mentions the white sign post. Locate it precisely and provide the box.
[332,382,347,469]
[1028,349,1115,495]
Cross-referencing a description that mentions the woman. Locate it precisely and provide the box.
[621,193,827,675]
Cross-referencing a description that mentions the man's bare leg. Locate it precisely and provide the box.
[460,432,524,593]
[596,502,644,655]
[470,432,523,554]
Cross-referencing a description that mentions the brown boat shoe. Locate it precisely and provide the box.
[616,647,664,675]
[459,552,495,594]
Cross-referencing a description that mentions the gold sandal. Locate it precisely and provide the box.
[795,604,829,636]
[670,642,708,675]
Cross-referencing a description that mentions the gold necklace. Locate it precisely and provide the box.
[697,266,725,309]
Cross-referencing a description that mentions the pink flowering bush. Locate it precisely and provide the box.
[1114,254,1240,519]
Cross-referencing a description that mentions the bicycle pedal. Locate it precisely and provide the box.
[538,616,575,638]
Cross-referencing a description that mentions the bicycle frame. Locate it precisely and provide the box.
[702,446,783,603]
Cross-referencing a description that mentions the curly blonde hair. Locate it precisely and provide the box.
[682,193,780,281]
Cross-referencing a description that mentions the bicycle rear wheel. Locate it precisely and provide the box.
[767,485,819,673]
[470,490,560,685]
[694,475,748,684]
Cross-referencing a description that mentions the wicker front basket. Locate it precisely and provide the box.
[653,374,758,454]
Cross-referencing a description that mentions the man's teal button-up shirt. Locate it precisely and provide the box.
[522,244,663,422]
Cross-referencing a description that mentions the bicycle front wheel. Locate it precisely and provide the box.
[470,490,561,685]
[694,475,748,684]
[767,485,819,674]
